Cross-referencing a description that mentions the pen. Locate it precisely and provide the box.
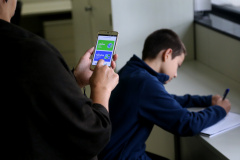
[222,88,230,100]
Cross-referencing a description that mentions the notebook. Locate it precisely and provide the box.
[200,112,240,138]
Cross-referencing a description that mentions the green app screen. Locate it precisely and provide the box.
[96,40,114,51]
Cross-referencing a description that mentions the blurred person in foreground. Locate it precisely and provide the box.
[1,0,119,159]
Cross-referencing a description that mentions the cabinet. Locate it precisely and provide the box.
[195,24,240,83]
[20,0,74,68]
[44,20,75,68]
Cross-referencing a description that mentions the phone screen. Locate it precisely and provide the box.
[91,34,117,66]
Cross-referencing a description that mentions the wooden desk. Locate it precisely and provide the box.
[165,60,240,160]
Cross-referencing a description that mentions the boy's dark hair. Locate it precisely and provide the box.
[142,29,186,60]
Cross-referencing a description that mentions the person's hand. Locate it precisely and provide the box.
[212,94,221,105]
[73,47,94,88]
[111,53,118,69]
[90,59,119,93]
[73,47,118,88]
[90,59,119,110]
[216,98,231,114]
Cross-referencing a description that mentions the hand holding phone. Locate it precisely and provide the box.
[90,30,118,70]
[90,59,119,110]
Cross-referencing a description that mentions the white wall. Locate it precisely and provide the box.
[111,0,194,71]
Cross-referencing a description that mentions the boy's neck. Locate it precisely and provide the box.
[143,51,164,73]
[144,58,162,73]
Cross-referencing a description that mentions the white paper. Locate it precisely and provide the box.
[201,112,240,138]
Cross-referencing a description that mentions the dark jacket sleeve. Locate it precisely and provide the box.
[20,37,111,159]
[139,79,226,136]
[170,94,212,108]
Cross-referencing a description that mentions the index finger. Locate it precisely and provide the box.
[96,59,105,67]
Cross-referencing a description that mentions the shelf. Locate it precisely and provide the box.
[21,0,72,16]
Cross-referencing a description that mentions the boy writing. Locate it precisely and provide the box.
[99,29,231,160]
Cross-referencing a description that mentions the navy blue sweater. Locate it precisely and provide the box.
[99,55,226,160]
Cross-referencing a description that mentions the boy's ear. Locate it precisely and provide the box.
[162,48,172,62]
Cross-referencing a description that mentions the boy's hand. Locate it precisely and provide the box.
[212,94,221,105]
[216,98,231,114]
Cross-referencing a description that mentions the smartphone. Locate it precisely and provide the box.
[90,30,118,70]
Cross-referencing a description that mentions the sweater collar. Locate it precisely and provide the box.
[0,19,9,24]
[128,55,169,83]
